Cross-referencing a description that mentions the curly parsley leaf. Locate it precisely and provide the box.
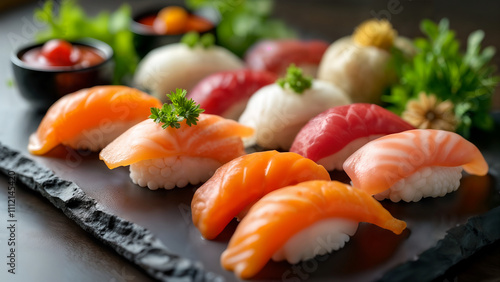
[149,89,205,129]
[277,64,313,94]
[181,32,215,49]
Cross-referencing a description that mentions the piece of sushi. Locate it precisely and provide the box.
[343,129,489,202]
[99,113,254,190]
[238,65,351,150]
[221,180,406,279]
[187,69,278,120]
[317,19,416,104]
[290,104,414,170]
[191,150,331,239]
[245,39,329,77]
[134,42,244,102]
[28,86,162,155]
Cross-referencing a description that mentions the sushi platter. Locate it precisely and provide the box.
[1,1,500,282]
[1,113,499,282]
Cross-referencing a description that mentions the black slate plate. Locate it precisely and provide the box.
[0,113,499,282]
[0,144,223,282]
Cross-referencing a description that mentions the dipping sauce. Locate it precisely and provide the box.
[137,6,214,35]
[22,39,105,69]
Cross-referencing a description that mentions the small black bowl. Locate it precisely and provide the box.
[11,38,114,111]
[131,5,219,58]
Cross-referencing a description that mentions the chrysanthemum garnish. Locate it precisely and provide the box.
[402,93,457,131]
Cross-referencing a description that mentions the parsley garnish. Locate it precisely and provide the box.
[181,32,215,49]
[277,64,313,94]
[149,89,205,129]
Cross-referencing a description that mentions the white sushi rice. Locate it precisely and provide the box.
[375,166,463,202]
[238,81,351,150]
[63,121,139,151]
[317,135,382,171]
[129,156,222,190]
[272,218,358,264]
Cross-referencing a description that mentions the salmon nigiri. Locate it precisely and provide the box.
[221,180,406,279]
[343,129,489,202]
[100,89,254,190]
[290,103,414,170]
[28,86,162,155]
[191,151,331,239]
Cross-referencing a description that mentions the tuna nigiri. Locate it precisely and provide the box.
[290,104,414,170]
[191,151,331,239]
[245,39,329,77]
[99,89,254,190]
[239,65,350,150]
[28,86,162,155]
[221,180,406,279]
[343,129,489,202]
[187,69,278,120]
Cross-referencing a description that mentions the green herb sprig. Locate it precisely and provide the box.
[277,64,313,94]
[150,89,205,129]
[34,0,138,84]
[383,18,500,137]
[181,32,215,48]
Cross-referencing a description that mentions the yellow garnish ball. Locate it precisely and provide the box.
[353,19,396,50]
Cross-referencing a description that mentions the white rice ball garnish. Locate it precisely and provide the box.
[375,166,463,202]
[129,156,222,190]
[272,218,358,264]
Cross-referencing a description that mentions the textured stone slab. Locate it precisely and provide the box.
[0,143,222,282]
[379,205,500,281]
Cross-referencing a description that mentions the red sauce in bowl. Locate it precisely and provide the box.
[22,39,105,69]
[138,15,157,27]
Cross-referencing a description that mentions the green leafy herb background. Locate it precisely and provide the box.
[383,19,499,137]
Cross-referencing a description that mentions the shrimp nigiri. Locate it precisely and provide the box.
[100,89,254,190]
[290,104,414,170]
[28,86,162,155]
[221,180,406,279]
[191,151,331,239]
[343,129,489,202]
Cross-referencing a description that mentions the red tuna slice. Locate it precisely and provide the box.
[188,69,278,120]
[290,103,414,171]
[245,39,329,76]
